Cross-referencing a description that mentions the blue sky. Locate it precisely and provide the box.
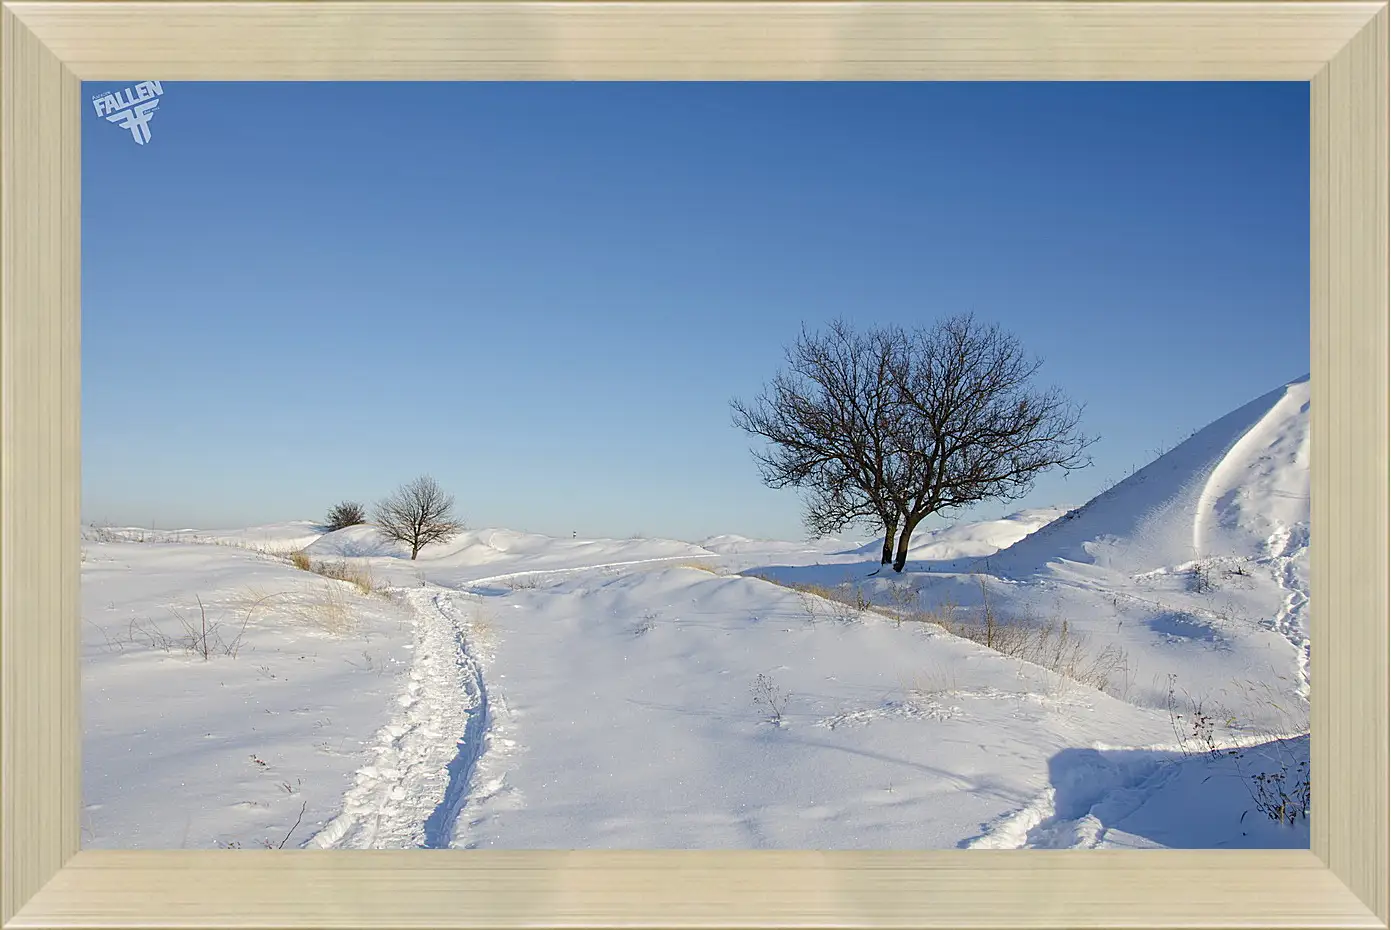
[82,82,1308,542]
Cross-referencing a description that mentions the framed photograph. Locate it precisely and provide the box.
[4,2,1386,927]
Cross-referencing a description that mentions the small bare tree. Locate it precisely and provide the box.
[733,315,1094,573]
[373,475,463,560]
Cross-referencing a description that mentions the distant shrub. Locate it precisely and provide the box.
[289,550,312,571]
[324,501,367,532]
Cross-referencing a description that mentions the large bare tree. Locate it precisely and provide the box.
[732,315,1095,573]
[373,475,463,560]
[880,315,1095,571]
[731,321,914,568]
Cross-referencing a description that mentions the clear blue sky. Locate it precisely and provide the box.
[82,82,1309,542]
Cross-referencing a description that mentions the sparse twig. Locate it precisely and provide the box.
[277,801,309,849]
[751,673,790,726]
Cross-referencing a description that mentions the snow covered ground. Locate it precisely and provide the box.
[82,376,1311,850]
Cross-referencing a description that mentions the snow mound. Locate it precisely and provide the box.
[847,507,1069,563]
[304,526,718,587]
[87,520,326,553]
[991,376,1309,577]
[699,534,862,558]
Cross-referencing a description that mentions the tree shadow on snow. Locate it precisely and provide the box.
[959,737,1310,850]
[329,536,403,558]
[740,557,993,592]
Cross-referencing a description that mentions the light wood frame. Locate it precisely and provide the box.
[2,2,1387,927]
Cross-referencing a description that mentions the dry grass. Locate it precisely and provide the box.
[289,581,360,637]
[100,590,286,661]
[751,570,1130,696]
[288,551,385,598]
[466,603,497,646]
[772,579,874,625]
[236,579,365,638]
[898,664,960,702]
[314,559,377,596]
[674,559,726,575]
[929,579,1132,696]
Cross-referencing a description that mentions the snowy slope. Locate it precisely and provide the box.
[82,378,1313,850]
[880,376,1312,726]
[88,520,326,554]
[848,508,1070,563]
[991,376,1309,577]
[82,541,414,849]
[696,509,1064,571]
[304,525,719,588]
[434,564,1190,849]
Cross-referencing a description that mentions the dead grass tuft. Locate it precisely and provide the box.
[674,560,726,575]
[928,578,1131,695]
[289,550,383,597]
[289,581,360,636]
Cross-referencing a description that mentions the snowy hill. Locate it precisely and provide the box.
[85,520,325,553]
[887,375,1313,725]
[991,375,1309,578]
[304,525,717,588]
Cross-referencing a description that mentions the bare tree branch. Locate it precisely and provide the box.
[732,315,1095,573]
[731,320,914,566]
[373,475,464,560]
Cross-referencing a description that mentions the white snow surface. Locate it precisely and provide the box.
[83,377,1311,850]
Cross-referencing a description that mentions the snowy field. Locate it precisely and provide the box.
[83,376,1311,850]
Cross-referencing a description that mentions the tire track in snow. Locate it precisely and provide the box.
[305,587,488,849]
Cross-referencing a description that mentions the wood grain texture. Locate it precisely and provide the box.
[0,2,1387,928]
[0,4,81,924]
[1310,5,1391,923]
[4,2,1386,80]
[7,850,1384,929]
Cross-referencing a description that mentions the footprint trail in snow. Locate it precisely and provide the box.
[305,588,489,849]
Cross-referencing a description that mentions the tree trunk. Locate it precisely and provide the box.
[892,515,922,573]
[880,517,898,565]
[410,542,420,560]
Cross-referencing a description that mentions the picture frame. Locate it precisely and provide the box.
[2,2,1386,927]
